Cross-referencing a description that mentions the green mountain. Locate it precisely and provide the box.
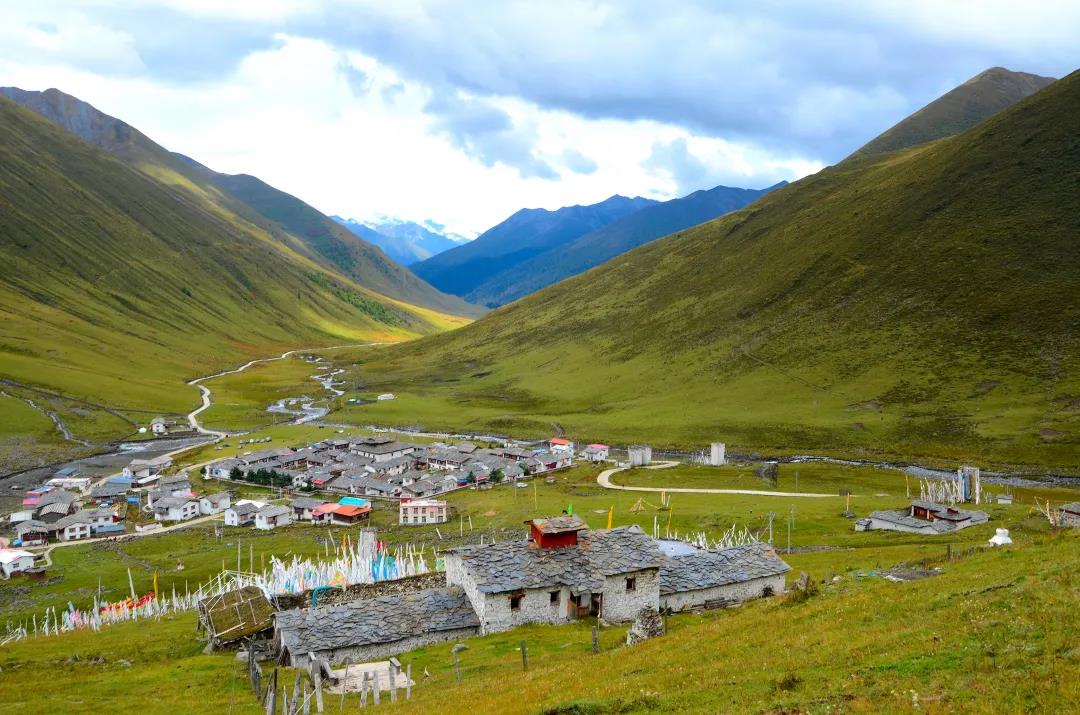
[341,69,1079,469]
[0,93,469,426]
[412,195,658,297]
[854,67,1055,157]
[0,86,479,319]
[466,182,785,307]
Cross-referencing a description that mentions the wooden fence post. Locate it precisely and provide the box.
[371,671,381,705]
[293,671,302,715]
[520,640,528,671]
[311,658,325,713]
[389,665,397,703]
[339,660,351,712]
[591,625,599,654]
[405,664,412,700]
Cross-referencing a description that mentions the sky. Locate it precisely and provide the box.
[1,1,1078,237]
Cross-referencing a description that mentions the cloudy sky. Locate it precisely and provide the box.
[1,1,1078,236]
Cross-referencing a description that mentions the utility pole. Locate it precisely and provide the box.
[767,512,775,545]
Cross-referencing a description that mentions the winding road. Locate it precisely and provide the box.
[185,343,377,437]
[597,461,836,497]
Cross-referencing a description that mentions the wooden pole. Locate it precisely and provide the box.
[389,665,397,703]
[371,671,380,705]
[520,640,528,671]
[312,661,325,713]
[339,660,351,712]
[453,652,461,681]
[591,625,599,654]
[293,669,302,713]
[359,673,368,709]
[405,664,412,700]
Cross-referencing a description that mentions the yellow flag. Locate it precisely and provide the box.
[606,506,613,530]
[153,571,158,597]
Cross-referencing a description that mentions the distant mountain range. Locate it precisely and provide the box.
[462,182,786,307]
[332,217,466,266]
[413,195,658,299]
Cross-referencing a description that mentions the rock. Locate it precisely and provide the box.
[626,607,664,646]
[795,572,810,591]
[235,650,249,662]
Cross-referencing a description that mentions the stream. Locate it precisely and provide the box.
[266,359,346,424]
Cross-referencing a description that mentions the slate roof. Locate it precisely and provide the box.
[37,489,77,507]
[257,505,291,519]
[448,525,663,594]
[53,513,91,529]
[15,520,48,535]
[229,503,259,516]
[290,497,325,510]
[659,542,791,595]
[349,439,417,455]
[37,501,75,517]
[275,587,478,655]
[203,492,230,506]
[154,496,196,510]
[869,502,988,533]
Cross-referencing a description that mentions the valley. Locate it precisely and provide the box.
[0,10,1077,712]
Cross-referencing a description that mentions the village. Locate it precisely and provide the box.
[2,414,1078,712]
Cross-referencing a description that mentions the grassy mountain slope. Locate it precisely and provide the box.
[468,182,785,307]
[854,67,1055,157]
[0,95,466,423]
[338,70,1080,469]
[0,86,479,318]
[412,195,657,297]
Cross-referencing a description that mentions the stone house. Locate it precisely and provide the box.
[444,517,664,635]
[289,497,325,521]
[273,587,479,666]
[206,458,243,480]
[583,444,610,462]
[856,500,989,535]
[348,438,418,464]
[658,541,790,612]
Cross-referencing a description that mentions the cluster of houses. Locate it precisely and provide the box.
[206,436,575,502]
[855,500,990,535]
[221,495,450,531]
[268,516,791,665]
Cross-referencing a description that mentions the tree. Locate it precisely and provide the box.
[229,466,243,481]
[491,469,505,484]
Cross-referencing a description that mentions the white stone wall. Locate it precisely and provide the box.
[601,569,660,623]
[443,555,487,627]
[660,574,786,613]
[480,585,578,634]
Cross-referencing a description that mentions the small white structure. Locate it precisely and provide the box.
[206,458,243,480]
[254,505,292,530]
[399,499,449,525]
[150,417,167,435]
[549,437,574,454]
[709,443,726,466]
[377,393,396,401]
[583,444,610,462]
[628,445,652,467]
[988,528,1013,547]
[54,515,92,542]
[199,492,231,515]
[0,549,36,578]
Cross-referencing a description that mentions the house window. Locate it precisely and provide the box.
[509,590,525,611]
[549,590,560,604]
[625,577,636,592]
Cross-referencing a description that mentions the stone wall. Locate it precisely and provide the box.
[275,571,447,611]
[479,585,578,634]
[601,568,660,623]
[660,573,786,613]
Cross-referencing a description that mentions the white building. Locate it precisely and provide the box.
[855,501,989,535]
[153,496,200,522]
[709,443,726,466]
[628,445,652,467]
[348,437,417,464]
[150,417,167,435]
[0,549,36,578]
[549,437,574,453]
[583,444,610,462]
[206,458,244,480]
[53,514,92,542]
[254,505,292,530]
[224,503,259,527]
[199,492,231,515]
[399,499,449,525]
